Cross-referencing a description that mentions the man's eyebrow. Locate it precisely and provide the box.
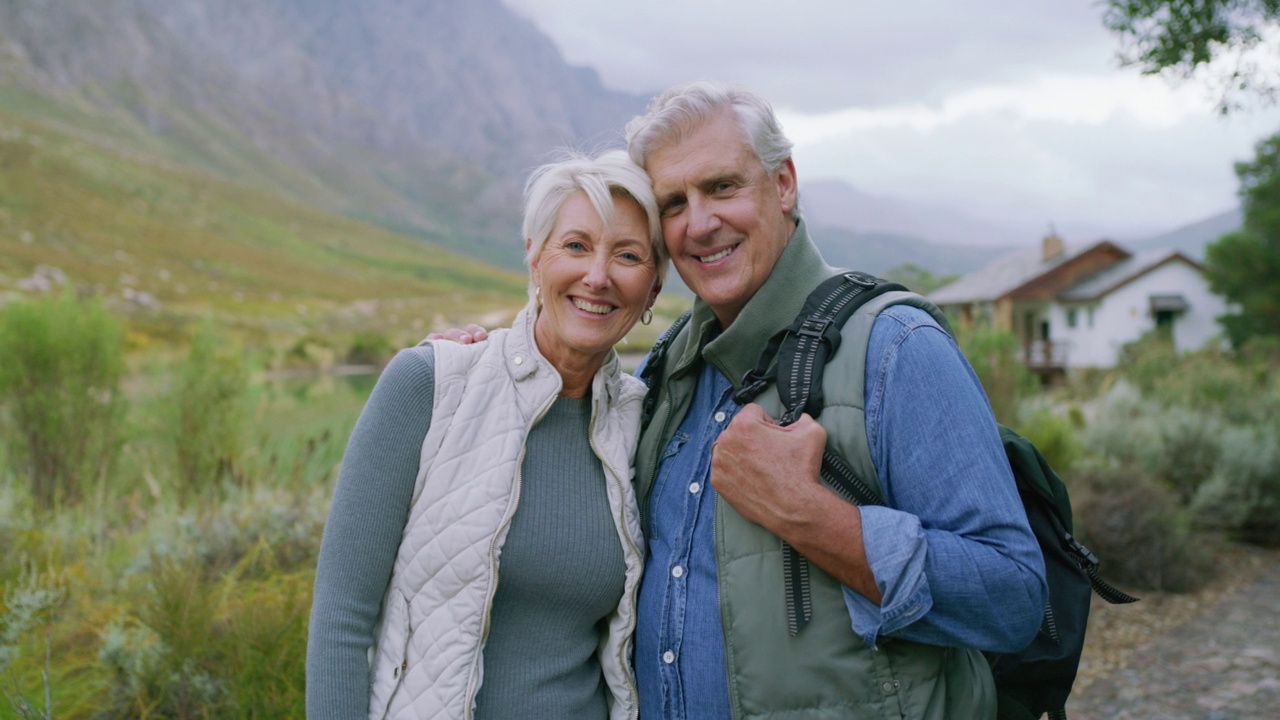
[656,189,685,207]
[701,172,742,188]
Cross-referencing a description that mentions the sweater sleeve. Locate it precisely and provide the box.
[306,346,436,720]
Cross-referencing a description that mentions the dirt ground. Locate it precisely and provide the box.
[1066,544,1280,719]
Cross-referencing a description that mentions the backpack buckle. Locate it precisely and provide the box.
[1063,533,1099,568]
[796,316,834,341]
[843,272,878,289]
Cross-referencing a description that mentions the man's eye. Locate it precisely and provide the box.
[714,182,735,193]
[660,199,685,217]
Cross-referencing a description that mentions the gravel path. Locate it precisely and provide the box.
[1066,547,1280,719]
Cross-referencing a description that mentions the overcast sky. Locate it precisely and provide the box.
[502,0,1280,243]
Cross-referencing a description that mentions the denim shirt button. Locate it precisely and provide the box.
[663,651,675,664]
[714,411,726,422]
[672,565,684,578]
[689,482,700,494]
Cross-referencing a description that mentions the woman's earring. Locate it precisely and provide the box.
[641,308,653,325]
[535,287,542,308]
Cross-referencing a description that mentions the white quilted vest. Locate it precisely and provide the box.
[367,305,646,720]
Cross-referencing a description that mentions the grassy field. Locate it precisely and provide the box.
[0,103,533,360]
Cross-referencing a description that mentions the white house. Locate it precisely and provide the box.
[928,234,1231,375]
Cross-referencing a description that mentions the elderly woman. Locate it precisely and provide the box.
[306,150,667,720]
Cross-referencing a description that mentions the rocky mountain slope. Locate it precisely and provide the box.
[0,0,643,266]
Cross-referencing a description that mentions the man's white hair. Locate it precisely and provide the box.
[624,80,800,220]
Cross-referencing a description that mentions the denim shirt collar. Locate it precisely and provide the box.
[673,219,838,389]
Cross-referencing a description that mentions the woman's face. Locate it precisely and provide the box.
[531,191,660,373]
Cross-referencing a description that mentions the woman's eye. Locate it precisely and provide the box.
[565,240,587,252]
[621,251,643,263]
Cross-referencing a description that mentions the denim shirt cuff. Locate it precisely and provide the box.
[841,505,933,648]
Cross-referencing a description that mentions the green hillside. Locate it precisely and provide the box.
[0,106,528,354]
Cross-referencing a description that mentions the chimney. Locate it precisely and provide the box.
[1042,231,1065,262]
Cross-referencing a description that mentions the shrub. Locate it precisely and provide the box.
[1192,422,1280,547]
[169,322,249,504]
[1071,460,1216,592]
[954,324,1039,425]
[1079,381,1164,471]
[345,330,394,367]
[1154,406,1223,504]
[0,557,66,720]
[0,294,125,508]
[98,550,309,719]
[1012,403,1083,476]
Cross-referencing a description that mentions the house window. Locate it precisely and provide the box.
[1067,308,1078,328]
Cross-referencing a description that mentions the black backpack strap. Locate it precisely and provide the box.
[639,310,692,428]
[734,271,903,635]
[1063,533,1140,605]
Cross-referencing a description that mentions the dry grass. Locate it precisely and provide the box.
[1075,543,1275,694]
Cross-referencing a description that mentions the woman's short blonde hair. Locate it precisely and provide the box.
[522,150,668,303]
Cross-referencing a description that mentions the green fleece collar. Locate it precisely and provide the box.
[673,220,838,389]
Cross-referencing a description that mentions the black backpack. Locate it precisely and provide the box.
[640,271,1138,720]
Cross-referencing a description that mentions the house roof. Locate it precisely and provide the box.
[929,239,1127,305]
[928,246,1066,304]
[929,240,1205,307]
[1057,250,1203,301]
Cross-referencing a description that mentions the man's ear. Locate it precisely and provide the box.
[775,157,798,217]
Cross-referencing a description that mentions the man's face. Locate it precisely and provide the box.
[646,111,797,327]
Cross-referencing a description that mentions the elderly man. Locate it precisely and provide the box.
[438,81,1046,720]
[623,81,1045,720]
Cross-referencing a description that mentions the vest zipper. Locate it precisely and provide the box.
[712,497,743,720]
[463,392,558,719]
[640,365,688,537]
[588,398,642,720]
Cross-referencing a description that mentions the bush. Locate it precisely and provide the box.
[954,324,1039,425]
[345,330,394,367]
[0,294,125,508]
[1071,460,1216,592]
[1,558,66,720]
[1154,406,1223,504]
[1012,403,1083,476]
[168,323,249,504]
[1192,422,1280,547]
[98,549,310,719]
[1080,381,1164,471]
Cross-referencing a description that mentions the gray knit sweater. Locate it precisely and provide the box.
[306,346,626,719]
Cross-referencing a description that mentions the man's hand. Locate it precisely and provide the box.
[711,403,827,528]
[711,403,881,602]
[424,324,490,344]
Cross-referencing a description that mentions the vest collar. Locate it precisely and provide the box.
[506,302,628,406]
[675,219,837,389]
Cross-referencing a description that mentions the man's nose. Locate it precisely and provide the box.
[686,196,721,239]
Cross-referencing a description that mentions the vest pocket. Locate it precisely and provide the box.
[368,589,411,719]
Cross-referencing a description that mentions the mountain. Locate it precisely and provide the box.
[1127,208,1242,260]
[0,104,527,345]
[800,178,1040,247]
[806,224,1007,280]
[0,0,645,267]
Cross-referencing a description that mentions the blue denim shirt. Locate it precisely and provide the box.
[635,305,1046,720]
